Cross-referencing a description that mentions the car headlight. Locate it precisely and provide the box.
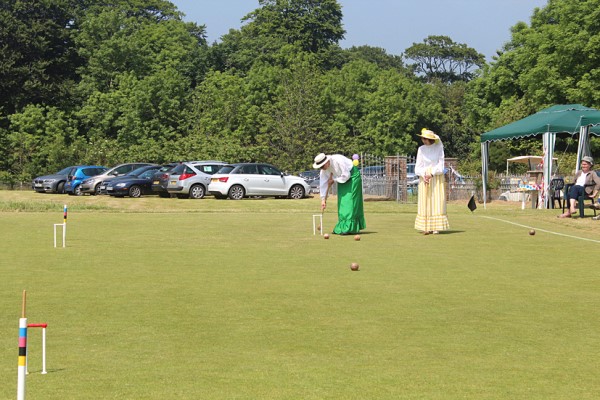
[115,183,126,187]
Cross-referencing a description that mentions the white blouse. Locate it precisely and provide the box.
[319,154,353,199]
[415,141,445,177]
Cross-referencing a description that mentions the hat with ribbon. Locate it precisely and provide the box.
[313,153,330,169]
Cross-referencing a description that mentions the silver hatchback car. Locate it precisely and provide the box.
[166,161,226,199]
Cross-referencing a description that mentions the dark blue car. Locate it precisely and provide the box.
[106,165,162,198]
[64,166,107,196]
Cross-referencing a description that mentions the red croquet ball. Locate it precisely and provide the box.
[354,235,361,241]
[324,234,330,239]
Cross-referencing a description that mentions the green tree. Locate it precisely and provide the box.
[345,45,405,71]
[186,71,251,162]
[210,0,345,74]
[405,35,485,83]
[0,0,82,115]
[360,69,440,157]
[243,0,345,53]
[468,0,600,120]
[7,105,80,183]
[257,58,325,171]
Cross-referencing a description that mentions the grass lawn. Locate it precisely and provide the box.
[1,191,600,399]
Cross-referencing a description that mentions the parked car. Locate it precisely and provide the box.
[98,164,162,195]
[32,166,76,194]
[406,163,420,186]
[151,162,180,198]
[106,165,162,198]
[64,166,108,196]
[298,170,319,181]
[307,178,320,194]
[362,165,385,178]
[208,163,310,200]
[167,161,226,199]
[79,163,156,195]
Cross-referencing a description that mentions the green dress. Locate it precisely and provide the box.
[333,166,366,234]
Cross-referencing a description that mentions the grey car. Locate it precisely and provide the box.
[80,163,156,195]
[32,166,76,194]
[167,161,226,199]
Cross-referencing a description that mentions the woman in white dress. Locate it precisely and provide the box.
[414,129,450,234]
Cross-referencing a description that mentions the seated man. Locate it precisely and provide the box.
[559,156,600,218]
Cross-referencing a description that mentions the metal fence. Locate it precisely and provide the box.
[359,154,417,202]
[359,154,479,203]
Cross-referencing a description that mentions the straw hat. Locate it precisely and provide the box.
[313,153,330,169]
[417,128,439,142]
[582,156,594,166]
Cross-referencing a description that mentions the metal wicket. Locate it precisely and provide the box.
[312,214,323,235]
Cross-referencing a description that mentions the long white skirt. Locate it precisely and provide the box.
[414,175,450,232]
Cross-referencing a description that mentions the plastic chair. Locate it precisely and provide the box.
[562,183,597,218]
[549,178,564,209]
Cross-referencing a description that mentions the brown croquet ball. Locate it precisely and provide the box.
[529,229,536,236]
[354,234,361,241]
[317,225,321,231]
[324,234,330,239]
[350,262,359,271]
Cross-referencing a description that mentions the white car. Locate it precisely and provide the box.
[208,163,310,200]
[166,161,226,199]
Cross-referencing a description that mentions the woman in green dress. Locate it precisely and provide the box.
[313,153,366,235]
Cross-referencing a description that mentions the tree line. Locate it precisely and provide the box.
[1,0,599,185]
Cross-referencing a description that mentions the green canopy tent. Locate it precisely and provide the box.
[480,104,600,208]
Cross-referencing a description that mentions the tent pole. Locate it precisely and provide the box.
[481,142,488,209]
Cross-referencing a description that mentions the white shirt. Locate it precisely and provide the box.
[415,141,445,177]
[575,171,589,186]
[319,154,353,199]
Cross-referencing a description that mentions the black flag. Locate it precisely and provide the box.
[467,195,477,212]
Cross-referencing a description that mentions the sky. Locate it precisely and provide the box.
[170,0,548,61]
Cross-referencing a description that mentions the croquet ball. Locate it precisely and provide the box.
[317,225,321,231]
[324,234,330,239]
[354,234,361,241]
[529,229,536,236]
[350,262,359,271]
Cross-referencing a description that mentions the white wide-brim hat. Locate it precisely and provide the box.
[313,153,330,169]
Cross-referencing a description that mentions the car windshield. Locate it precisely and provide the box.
[139,170,156,179]
[170,164,186,175]
[159,164,176,172]
[57,166,73,175]
[260,165,281,175]
[216,165,235,174]
[127,166,150,177]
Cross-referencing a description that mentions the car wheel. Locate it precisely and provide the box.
[74,185,83,196]
[288,184,305,199]
[189,184,205,199]
[94,183,102,195]
[129,185,142,198]
[228,185,245,200]
[56,181,65,194]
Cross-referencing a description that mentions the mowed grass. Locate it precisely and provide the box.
[1,191,600,399]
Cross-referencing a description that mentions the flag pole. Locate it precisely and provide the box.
[18,290,27,400]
